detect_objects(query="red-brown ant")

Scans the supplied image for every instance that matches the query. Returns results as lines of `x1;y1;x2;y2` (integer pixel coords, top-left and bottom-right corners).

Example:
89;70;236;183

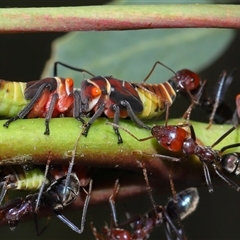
91;177;199;240
107;122;240;192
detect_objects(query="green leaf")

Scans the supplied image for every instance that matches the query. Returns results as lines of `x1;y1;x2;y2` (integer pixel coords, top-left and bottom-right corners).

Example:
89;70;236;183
42;29;235;85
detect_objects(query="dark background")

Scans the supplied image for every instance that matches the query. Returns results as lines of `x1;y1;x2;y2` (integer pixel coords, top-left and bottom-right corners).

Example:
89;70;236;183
1;1;240;240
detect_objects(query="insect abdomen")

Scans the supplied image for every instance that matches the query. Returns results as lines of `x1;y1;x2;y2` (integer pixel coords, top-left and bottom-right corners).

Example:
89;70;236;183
0;80;29;117
5;166;49;191
136;82;176;119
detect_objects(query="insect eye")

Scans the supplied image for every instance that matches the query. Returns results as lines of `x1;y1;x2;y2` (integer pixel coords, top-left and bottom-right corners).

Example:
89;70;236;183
66;78;74;88
91;86;101;97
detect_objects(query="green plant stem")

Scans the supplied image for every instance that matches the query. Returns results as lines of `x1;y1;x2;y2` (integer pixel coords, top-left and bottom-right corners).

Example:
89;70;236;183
0;5;240;32
0;118;239;182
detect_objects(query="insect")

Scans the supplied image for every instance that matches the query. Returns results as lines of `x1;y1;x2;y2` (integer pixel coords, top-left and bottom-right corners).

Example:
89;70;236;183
0;162;91;205
0;164;49;206
183;70;235;127
0;162;93;235
1;76;78;135
54;61;202;143
91;179;199;240
107;122;240;192
231;94;240;125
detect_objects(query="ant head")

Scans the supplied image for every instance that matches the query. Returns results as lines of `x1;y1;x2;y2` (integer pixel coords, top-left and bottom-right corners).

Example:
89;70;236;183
151;125;188;152
172;69;201;93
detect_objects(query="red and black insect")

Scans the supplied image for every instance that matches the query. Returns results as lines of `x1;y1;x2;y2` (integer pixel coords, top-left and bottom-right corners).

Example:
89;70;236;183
55;61;201;143
1;76;81;135
0;161;92;235
91;180;199;240
108;122;240;192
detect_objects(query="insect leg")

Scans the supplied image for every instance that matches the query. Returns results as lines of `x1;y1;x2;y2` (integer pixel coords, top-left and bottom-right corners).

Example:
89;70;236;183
44;93;58;135
212;163;240;191
3;83;51;128
109;179;120;226
113;105;123;144
120;100;151;130
202;162;213;192
182;79;206;122
162;207;184;240
73;90;85;124
0;176;10;205
34;159;51;213
54;179;92;234
82;103;105;137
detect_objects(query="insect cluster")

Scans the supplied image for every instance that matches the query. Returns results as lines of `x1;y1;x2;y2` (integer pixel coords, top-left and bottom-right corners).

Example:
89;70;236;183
0;61;239;239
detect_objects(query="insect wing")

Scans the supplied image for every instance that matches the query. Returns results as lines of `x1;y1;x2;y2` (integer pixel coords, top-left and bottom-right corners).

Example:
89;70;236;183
108;77;143;113
25;78;58;99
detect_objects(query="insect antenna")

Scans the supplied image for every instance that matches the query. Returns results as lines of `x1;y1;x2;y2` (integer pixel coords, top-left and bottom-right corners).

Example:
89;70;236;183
106;122;154;142
143;61;177;83
211;125;236;148
53;61;95;77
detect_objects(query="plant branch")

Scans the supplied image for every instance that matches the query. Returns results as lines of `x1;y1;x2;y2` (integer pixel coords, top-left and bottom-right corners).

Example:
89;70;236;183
0;118;239;183
0;5;240;32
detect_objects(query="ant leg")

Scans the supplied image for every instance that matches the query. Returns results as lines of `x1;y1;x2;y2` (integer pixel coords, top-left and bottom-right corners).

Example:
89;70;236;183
133;150;182;162
212;163;240;191
34;159;51;212
202;162;213;192
63;126;85;202
54;179;93;234
90;222;104;240
162;207;184;240
109;179;120;227
0;176;11;205
137;161;158;218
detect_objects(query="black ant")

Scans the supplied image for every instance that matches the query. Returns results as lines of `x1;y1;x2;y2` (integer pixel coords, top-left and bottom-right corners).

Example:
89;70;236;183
91;177;199;240
0;161;92;235
107;122;240;192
